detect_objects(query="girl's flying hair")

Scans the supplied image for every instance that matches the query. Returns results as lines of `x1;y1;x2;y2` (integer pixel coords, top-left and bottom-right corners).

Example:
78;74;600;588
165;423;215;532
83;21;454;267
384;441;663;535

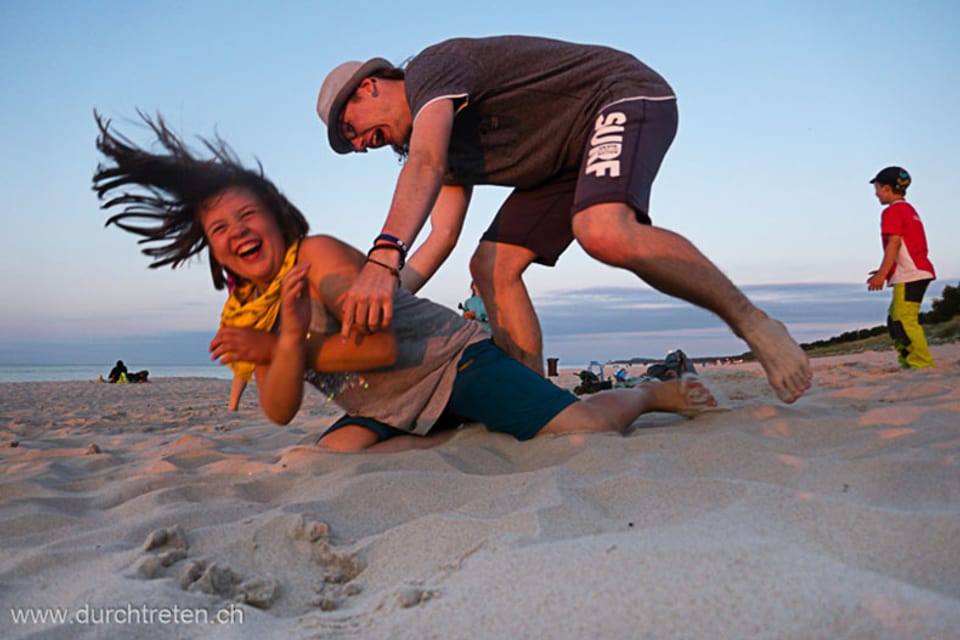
92;111;309;290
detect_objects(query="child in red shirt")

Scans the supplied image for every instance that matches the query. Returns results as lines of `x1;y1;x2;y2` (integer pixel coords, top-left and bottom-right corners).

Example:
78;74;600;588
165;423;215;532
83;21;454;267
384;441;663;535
867;166;935;368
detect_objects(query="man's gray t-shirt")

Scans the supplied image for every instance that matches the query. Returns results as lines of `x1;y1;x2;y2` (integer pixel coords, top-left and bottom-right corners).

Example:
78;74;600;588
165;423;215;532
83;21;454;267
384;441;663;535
404;35;675;189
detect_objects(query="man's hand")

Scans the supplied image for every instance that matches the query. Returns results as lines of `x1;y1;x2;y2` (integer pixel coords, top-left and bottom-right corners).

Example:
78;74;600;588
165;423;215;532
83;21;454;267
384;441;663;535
340;259;398;338
866;270;886;291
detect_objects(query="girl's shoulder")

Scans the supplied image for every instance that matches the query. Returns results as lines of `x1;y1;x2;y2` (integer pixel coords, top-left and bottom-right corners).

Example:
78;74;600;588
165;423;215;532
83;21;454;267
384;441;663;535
299;235;364;266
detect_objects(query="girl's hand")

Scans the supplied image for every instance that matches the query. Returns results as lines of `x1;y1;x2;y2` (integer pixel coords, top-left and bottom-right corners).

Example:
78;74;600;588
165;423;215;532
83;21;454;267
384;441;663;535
280;264;313;339
209;327;276;365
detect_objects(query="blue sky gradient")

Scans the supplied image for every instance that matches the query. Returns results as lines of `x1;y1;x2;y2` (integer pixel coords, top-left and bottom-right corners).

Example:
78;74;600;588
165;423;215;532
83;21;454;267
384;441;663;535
2;1;957;366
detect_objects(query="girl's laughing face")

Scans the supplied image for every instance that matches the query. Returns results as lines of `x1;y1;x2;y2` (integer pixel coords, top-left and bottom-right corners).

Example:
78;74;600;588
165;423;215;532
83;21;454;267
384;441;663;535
200;187;287;290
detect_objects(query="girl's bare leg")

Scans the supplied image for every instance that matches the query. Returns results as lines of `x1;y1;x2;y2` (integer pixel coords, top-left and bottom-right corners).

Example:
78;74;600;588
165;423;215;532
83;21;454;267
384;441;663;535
317;424;457;453
539;378;718;436
317;379;719;451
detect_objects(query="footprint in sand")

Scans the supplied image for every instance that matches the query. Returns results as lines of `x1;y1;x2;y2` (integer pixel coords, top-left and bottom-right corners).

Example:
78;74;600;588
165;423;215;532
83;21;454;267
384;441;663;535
286;514;365;611
133;525;189;579
181;561;280;610
133;523;281;609
132;515;366;614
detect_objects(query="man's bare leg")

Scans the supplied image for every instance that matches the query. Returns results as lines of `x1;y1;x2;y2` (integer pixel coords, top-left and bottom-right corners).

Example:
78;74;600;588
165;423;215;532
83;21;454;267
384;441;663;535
572;203;812;403
470;241;544;375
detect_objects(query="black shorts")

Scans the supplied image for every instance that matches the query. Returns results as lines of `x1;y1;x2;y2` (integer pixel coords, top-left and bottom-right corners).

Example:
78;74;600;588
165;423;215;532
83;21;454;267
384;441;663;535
480;98;678;266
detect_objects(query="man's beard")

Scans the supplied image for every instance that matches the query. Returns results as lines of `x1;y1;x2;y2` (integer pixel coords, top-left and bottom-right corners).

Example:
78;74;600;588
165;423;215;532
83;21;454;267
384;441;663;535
392;142;409;160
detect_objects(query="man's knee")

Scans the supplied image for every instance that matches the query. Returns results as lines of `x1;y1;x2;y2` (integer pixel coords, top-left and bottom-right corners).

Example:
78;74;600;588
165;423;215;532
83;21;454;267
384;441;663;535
572;204;638;264
470;242;536;286
469;243;495;286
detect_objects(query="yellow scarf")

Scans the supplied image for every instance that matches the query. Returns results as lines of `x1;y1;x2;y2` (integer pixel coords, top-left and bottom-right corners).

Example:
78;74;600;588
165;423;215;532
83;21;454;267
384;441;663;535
219;240;300;382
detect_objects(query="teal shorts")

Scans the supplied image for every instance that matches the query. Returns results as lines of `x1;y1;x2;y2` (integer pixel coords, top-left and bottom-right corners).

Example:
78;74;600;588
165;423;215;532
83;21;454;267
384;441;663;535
322;340;579;443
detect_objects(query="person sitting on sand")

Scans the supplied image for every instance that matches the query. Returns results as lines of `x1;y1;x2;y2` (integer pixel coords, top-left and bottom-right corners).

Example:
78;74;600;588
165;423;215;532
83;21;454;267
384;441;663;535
100;360;149;384
92;112;718;452
107;360;128;383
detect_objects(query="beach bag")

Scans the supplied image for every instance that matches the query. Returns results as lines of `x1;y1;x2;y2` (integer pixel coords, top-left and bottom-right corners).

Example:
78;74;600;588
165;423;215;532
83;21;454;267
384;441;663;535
645;349;696;381
573;370;613;395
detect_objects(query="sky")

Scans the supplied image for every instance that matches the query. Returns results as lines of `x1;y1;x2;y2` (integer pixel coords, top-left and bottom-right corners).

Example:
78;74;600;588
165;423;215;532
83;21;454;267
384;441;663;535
1;0;958;367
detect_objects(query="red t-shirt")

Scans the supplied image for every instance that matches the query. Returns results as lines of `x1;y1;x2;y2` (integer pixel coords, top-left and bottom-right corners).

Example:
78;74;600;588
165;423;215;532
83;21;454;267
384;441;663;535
880;200;935;284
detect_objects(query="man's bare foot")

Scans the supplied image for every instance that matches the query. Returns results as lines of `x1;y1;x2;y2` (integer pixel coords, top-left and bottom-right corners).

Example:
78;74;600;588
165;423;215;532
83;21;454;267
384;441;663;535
640;377;720;417
742;315;812;403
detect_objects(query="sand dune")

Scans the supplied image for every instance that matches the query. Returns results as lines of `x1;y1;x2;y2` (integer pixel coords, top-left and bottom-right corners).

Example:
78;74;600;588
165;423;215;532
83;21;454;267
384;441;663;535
2;344;959;639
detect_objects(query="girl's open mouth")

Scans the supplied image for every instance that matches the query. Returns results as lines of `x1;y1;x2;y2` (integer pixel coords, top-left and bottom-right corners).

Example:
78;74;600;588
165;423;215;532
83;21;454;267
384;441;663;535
236;240;262;260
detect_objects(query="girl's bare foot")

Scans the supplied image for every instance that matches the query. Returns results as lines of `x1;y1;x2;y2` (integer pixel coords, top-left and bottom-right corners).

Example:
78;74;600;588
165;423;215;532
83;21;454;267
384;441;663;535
640;377;720;417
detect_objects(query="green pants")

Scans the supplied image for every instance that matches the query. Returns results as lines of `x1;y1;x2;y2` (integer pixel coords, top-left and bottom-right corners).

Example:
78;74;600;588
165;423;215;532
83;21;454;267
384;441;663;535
887;280;934;369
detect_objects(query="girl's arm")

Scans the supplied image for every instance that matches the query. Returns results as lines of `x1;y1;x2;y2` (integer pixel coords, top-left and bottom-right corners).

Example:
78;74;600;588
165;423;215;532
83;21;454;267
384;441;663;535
301;235;398;371
253;236;399;424
254;264;312;424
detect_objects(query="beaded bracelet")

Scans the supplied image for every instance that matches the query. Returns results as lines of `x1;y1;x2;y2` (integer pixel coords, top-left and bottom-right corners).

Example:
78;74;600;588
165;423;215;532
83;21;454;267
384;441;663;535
367;243;405;270
365;256;402;281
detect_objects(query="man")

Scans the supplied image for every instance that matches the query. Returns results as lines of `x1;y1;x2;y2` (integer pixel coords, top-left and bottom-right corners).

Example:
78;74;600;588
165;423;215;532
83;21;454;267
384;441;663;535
316;35;811;402
867;166;936;368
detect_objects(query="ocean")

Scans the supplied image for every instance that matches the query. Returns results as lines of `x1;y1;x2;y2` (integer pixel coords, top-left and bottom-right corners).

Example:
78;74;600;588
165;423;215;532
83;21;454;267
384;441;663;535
3;281;954;382
0;364;234;384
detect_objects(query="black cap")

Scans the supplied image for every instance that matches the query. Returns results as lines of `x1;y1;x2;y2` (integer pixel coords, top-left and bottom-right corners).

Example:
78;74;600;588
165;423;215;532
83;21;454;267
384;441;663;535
870;166;911;193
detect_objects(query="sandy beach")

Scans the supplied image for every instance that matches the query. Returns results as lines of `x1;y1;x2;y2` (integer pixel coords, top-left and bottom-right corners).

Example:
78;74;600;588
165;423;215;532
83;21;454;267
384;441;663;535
2;344;959;639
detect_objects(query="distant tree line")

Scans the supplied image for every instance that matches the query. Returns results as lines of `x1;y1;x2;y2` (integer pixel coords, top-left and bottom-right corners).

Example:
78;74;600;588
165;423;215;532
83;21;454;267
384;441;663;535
801;281;959;350
801;325;887;350
920;281;960;323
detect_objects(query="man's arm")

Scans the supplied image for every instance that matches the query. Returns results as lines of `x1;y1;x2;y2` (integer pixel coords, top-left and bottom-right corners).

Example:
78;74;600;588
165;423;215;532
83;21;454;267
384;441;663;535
340;99;456;337
401;184;472;293
868;234;902;290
